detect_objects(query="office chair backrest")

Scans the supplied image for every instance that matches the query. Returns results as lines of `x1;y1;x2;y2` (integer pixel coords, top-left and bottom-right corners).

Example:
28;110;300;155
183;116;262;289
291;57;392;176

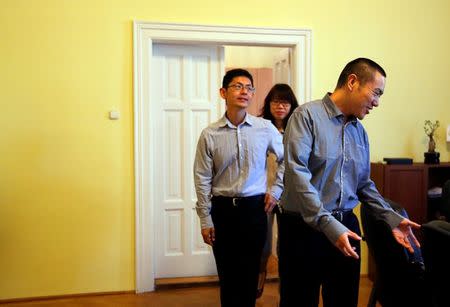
440;179;450;221
361;199;427;307
422;220;450;307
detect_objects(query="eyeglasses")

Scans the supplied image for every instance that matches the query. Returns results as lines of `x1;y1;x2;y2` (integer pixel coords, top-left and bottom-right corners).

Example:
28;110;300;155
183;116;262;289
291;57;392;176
370;88;383;98
270;100;291;107
227;83;256;94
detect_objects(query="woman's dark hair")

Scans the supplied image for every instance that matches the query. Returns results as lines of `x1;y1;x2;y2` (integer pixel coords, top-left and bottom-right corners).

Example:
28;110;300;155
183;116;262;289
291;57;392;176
262;83;299;130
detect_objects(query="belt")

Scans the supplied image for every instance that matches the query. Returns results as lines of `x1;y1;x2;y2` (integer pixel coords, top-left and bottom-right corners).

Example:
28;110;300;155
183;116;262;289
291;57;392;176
331;209;353;222
212;194;264;207
281;208;352;222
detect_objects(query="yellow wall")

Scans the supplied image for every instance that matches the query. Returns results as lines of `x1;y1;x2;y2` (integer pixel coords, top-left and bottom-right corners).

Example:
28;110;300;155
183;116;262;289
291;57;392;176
1;0;450;300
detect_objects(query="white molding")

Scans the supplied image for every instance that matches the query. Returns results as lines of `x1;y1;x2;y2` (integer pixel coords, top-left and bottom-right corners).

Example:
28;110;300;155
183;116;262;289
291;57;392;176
133;21;312;293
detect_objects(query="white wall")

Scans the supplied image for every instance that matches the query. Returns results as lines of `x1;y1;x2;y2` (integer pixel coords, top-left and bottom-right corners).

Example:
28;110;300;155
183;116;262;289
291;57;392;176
225;46;284;68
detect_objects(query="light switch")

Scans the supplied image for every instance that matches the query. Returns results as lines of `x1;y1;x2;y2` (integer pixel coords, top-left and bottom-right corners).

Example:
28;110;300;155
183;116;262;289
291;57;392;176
447;124;450;142
109;110;120;120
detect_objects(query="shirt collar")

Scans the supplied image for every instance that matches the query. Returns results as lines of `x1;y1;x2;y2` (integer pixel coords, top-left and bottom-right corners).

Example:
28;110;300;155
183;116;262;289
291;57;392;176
322;93;358;126
218;112;253;128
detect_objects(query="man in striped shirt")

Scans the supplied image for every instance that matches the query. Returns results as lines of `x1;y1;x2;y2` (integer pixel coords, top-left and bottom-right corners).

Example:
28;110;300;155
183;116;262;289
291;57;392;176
194;69;284;307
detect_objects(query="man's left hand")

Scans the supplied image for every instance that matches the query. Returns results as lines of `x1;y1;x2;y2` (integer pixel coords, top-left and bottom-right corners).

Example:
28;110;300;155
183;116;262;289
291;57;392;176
392;218;421;253
264;193;277;213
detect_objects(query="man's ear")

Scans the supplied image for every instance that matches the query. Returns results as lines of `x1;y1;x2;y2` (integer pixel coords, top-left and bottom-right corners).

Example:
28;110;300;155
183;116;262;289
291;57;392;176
219;87;227;99
347;74;358;92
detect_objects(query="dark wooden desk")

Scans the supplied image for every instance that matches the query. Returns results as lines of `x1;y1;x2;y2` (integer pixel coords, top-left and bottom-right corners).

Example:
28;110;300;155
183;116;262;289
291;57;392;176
368;162;450;280
371;162;450;224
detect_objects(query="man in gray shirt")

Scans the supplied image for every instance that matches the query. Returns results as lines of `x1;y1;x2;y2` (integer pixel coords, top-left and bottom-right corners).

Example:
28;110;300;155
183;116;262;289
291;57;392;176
194;69;283;306
278;58;420;307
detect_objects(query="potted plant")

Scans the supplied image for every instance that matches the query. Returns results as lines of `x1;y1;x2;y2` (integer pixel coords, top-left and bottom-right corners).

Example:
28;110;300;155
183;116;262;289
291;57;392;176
424;120;440;164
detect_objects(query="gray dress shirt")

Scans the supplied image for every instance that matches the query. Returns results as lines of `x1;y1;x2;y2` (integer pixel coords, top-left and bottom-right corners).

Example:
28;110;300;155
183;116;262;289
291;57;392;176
280;94;403;244
194;113;284;229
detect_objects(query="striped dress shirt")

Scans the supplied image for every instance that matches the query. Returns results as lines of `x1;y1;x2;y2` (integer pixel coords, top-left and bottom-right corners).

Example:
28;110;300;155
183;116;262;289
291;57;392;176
194;113;284;229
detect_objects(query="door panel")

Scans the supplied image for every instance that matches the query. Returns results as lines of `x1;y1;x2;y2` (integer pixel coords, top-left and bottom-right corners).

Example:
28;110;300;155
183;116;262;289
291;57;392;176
273;48;291;84
152;44;223;278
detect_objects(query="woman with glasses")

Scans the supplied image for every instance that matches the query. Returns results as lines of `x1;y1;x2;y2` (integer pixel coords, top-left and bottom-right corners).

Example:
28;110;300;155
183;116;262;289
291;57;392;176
257;83;299;298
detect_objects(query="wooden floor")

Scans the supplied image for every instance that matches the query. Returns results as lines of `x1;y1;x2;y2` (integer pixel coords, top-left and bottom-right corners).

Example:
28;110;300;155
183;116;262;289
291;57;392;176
2;257;380;306
1;277;378;307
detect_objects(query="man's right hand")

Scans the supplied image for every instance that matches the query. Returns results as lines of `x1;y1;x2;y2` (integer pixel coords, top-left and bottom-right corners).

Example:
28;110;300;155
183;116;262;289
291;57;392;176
201;227;215;246
335;231;362;259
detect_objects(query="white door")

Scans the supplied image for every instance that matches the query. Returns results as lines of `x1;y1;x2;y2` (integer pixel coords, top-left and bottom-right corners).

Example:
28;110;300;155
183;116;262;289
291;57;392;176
152;44;224;278
273;48;291;85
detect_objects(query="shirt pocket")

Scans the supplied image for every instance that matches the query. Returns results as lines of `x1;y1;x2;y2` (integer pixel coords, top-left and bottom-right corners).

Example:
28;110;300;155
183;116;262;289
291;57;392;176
348;141;366;169
248;136;268;169
312;136;340;165
213;141;237;168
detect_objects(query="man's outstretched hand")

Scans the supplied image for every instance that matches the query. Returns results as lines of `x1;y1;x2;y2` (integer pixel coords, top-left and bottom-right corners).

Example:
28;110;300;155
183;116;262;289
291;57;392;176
335;231;362;259
392;218;421;253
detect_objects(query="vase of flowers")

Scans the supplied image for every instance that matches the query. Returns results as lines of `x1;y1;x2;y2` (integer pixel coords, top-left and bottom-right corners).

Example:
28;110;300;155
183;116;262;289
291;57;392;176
424;120;440;164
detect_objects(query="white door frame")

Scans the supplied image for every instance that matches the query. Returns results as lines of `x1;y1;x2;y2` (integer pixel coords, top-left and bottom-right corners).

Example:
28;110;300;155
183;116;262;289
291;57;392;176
133;21;312;293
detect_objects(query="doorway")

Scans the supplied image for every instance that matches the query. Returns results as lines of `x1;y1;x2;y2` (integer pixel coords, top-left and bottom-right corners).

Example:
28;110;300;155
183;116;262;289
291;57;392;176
225;45;292;116
134;22;312;292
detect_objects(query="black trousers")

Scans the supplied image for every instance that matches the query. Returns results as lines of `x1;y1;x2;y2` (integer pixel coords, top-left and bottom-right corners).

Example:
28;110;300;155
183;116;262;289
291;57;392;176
211;195;267;307
278;211;361;307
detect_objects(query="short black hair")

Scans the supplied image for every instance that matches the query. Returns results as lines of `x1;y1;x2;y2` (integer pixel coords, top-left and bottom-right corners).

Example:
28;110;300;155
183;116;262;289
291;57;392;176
336;58;386;89
262;83;299;130
222;69;253;88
